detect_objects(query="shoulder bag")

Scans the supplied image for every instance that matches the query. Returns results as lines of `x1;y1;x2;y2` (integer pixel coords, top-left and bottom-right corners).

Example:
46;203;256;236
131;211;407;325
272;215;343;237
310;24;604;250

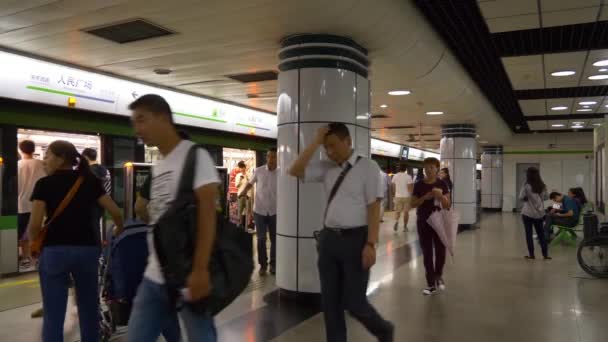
153;145;253;315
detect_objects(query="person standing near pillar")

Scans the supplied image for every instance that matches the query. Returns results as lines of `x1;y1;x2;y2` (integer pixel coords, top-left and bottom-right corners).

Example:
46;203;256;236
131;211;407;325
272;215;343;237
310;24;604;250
391;164;414;232
411;157;451;296
289;124;394;342
239;148;278;276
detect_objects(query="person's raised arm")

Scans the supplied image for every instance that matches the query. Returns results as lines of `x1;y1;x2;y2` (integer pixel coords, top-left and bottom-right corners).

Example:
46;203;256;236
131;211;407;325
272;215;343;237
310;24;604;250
288;127;329;179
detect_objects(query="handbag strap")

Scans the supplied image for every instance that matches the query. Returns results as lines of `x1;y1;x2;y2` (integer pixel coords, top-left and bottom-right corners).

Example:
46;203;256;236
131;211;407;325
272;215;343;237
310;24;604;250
46;176;84;227
324;156;362;222
177;144;200;198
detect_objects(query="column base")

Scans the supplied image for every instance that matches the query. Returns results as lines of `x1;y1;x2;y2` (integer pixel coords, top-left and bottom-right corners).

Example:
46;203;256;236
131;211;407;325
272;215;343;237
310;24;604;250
277;288;322;304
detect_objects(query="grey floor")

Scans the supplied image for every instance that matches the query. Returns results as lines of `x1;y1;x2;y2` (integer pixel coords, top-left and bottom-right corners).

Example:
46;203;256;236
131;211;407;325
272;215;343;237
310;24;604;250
1;211;606;341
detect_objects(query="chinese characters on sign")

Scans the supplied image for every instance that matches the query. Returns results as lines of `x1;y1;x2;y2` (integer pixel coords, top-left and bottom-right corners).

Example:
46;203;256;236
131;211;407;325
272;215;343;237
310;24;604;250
57;75;93;90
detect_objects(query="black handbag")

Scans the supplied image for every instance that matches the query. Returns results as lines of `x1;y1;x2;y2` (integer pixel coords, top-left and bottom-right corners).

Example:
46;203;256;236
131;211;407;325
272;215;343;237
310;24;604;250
153;145;253;315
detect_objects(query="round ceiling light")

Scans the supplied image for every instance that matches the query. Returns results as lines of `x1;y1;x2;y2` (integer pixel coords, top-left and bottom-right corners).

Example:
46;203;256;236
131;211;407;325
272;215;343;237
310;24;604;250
388;90;411;96
380;104;388;108
588;75;608;80
153;68;173;75
426;111;444;115
577;109;593;112
593;59;608;67
551;106;568;111
579;101;597;105
551;124;565;127
550;70;576;77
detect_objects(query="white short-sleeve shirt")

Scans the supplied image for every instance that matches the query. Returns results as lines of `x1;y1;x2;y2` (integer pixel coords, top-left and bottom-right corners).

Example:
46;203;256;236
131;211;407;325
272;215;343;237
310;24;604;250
305;151;382;228
249;165;278;216
145;140;220;284
392;172;413;198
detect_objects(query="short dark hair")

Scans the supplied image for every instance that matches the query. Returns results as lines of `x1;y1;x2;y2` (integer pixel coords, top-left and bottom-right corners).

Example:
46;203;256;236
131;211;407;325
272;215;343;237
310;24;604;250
326;123;351;140
237;161;246;168
549;192;562;200
18;140;35;154
81;148;98;161
399;163;407;172
423;157;440;168
267;147;277;154
177;130;191;140
129;94;173;123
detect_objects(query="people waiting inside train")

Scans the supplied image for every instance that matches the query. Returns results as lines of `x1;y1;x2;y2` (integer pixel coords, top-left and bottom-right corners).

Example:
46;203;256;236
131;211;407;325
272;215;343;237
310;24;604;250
28;140;123;342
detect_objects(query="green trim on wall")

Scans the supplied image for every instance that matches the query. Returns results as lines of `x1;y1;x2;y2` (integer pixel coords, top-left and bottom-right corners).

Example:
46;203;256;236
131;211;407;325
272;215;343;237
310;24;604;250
0;216;17;231
0;99;275;150
504;150;593;155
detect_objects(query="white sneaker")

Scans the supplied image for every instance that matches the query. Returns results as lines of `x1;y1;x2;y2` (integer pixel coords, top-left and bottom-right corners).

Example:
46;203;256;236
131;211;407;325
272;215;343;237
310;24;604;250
422;287;437;296
437;279;446;291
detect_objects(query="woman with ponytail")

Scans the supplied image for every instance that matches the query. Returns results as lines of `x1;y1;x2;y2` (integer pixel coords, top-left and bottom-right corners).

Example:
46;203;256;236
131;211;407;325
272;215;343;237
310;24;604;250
28;140;123;342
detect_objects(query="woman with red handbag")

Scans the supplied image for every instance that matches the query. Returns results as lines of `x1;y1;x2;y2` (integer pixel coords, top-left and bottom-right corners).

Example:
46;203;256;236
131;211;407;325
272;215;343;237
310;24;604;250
28;140;123;342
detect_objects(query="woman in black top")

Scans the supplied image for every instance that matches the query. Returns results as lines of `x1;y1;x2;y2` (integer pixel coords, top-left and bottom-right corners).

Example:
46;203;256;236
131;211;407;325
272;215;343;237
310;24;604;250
28;140;123;342
438;168;453;194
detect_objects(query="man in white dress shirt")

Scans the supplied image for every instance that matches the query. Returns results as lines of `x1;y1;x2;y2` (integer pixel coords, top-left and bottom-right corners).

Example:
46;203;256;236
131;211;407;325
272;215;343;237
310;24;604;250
239;148;278;276
289;123;394;342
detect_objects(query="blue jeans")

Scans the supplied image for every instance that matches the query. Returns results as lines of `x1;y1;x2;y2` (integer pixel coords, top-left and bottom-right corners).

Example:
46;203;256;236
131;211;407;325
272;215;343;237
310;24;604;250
522;215;548;258
127;278;217;342
39;245;100;342
254;213;276;268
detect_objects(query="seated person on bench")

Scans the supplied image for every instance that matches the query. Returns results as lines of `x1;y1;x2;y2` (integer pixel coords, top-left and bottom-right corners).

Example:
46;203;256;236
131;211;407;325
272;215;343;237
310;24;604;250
545;192;580;237
568;187;588;211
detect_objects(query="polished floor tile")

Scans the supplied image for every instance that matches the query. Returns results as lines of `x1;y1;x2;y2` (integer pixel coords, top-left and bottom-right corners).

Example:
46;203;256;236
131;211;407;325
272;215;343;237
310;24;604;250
0;212;606;342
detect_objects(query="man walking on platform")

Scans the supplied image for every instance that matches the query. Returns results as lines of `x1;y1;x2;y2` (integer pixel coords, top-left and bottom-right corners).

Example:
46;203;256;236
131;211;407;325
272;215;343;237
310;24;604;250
289;123;394;342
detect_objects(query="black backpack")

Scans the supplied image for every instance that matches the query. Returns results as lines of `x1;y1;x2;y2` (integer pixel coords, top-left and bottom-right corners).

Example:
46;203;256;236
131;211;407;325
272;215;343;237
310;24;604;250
153;145;253;315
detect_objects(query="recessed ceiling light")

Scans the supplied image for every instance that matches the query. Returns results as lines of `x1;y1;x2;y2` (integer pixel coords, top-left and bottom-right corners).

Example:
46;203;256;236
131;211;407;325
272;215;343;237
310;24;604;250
583;106;590;108
551;70;576;77
380;104;388;108
153;68;172;75
588;75;608;80
388;90;411;96
479;140;488;144
593;123;602;126
593;59;608;67
551;106;568;111
600;69;608;72
572;125;584;129
426;111;444;115
577;109;593;112
579;101;597;105
551;124;565;127
572;121;585;124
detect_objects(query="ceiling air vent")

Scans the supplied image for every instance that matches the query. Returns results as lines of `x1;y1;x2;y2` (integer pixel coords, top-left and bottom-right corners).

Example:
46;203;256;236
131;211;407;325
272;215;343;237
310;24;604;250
371;114;389;119
226;71;278;83
83;19;175;44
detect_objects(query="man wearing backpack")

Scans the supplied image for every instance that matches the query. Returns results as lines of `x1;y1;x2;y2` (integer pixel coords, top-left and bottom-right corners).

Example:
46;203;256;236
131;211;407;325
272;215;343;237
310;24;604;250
127;94;219;342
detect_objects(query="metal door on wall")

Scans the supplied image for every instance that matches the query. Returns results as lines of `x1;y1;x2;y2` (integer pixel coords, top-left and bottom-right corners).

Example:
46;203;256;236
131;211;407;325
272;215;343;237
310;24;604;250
516;163;540;211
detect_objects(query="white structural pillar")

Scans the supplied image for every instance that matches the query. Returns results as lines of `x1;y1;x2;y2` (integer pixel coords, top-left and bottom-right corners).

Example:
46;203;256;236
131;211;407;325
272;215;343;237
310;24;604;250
440;124;478;227
276;34;371;293
481;145;503;210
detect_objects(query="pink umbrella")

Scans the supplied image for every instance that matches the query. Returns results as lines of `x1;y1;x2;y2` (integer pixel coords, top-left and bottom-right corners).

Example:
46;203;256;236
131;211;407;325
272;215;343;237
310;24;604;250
426;201;460;257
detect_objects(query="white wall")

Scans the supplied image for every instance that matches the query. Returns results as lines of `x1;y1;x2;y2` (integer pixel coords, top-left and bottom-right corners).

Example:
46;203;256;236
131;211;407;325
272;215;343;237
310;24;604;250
501;133;594;212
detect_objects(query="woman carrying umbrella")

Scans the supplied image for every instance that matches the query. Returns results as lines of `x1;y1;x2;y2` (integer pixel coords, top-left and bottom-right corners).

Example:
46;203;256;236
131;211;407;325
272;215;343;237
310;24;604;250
411;157;451;296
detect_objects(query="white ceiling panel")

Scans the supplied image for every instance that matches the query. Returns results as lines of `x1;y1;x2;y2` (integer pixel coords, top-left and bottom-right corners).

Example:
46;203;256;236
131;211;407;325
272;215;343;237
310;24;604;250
580;49;608;87
541;0;600;12
544;51;587;88
546;98;575;114
519;99;547;116
527;120;548;130
485;14;540;33
542;7;600;28
573;96;605;113
548;119;568;129
568;119;588;128
590;118;606;127
502;55;544;89
479;0;538;19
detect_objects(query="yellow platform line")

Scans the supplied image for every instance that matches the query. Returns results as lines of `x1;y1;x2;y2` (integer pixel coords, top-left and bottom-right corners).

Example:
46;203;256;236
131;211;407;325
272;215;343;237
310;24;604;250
0;279;39;289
